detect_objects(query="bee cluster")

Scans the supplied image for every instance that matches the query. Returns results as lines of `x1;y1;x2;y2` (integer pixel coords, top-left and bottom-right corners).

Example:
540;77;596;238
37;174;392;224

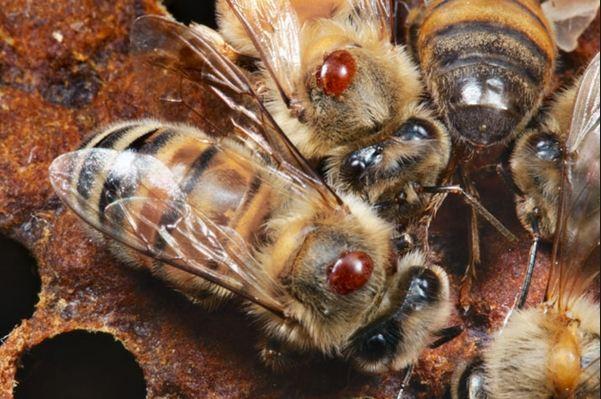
49;0;600;397
0;0;599;398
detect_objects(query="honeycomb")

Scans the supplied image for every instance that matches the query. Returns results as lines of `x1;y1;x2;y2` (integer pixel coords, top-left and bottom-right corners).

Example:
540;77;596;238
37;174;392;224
0;1;599;398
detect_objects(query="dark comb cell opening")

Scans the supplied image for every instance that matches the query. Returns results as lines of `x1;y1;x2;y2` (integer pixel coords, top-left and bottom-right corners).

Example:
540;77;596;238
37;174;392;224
164;0;217;27
14;331;147;399
0;236;41;339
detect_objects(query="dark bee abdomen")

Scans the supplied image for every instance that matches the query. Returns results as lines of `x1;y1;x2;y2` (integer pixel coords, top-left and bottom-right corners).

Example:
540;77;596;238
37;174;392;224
73;121;274;280
414;0;556;147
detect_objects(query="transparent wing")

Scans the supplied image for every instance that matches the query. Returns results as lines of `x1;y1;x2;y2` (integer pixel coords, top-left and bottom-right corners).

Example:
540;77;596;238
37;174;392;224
130;15;342;209
541;0;600;52
548;53;601;311
566;53;601;151
49;148;291;317
223;0;301;108
350;0;394;41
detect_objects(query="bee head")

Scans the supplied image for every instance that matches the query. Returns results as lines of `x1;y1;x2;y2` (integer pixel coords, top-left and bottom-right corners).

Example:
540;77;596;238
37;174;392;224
511;127;563;240
345;252;451;374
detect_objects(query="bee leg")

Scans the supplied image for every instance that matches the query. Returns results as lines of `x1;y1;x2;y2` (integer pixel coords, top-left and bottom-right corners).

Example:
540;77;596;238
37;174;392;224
429;325;464;349
396;364;415;399
419;180;517;310
419;185;517;243
460;201;481;312
515;210;541;309
258;338;306;372
462;166;481;312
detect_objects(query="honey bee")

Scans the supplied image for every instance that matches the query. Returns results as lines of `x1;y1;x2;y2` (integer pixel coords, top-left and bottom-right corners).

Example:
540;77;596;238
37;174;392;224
215;0;455;227
405;0;556;303
510;84;579;242
452;53;600;399
48;15;454;374
503;65;584;308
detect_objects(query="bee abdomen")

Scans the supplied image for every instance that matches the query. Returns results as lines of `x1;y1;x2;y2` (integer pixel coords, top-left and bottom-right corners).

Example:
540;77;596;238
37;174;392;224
419;0;555;72
416;0;556;146
71;121;274;276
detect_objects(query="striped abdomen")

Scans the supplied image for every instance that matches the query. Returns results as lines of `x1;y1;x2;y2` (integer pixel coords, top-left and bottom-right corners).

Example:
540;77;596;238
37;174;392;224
413;0;557;147
73;121;276;300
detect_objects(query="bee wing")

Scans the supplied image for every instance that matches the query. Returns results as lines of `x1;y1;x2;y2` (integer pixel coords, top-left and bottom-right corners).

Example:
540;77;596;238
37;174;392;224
566;53;601;151
222;0;301;108
131;15;343;210
541;0;600;52
548;53;600;310
49;148;289;317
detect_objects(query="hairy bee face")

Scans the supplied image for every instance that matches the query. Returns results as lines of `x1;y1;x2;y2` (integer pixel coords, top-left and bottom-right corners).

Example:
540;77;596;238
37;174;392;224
268;210;451;369
326;114;451;224
511;129;563;239
345;253;451;373
511;82;579;241
339;118;441;192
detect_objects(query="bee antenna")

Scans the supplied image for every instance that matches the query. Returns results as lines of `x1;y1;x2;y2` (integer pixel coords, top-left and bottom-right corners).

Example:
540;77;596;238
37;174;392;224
396;364;414;399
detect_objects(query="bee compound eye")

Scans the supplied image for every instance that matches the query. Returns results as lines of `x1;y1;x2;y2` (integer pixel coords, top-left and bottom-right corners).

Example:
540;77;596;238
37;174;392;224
394;119;433;141
316;50;357;97
327;251;374;295
342;145;383;184
533;134;561;162
353;319;400;362
365;333;388;357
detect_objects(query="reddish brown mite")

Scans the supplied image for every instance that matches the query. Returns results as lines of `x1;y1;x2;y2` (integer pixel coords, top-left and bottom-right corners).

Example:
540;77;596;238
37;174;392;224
316;50;357;97
327;251;374;295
